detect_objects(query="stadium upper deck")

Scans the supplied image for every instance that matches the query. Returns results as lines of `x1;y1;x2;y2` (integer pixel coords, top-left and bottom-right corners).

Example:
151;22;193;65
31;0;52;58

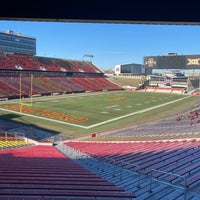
0;53;103;73
0;53;123;99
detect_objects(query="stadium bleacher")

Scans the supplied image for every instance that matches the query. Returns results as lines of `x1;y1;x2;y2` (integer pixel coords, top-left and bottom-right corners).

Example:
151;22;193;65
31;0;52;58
145;86;185;94
0;145;136;200
63;139;200;199
0;53;123;99
2;127;199;199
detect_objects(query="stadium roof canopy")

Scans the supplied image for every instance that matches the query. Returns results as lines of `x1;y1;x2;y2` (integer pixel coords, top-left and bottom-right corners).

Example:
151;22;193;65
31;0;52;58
1;1;200;25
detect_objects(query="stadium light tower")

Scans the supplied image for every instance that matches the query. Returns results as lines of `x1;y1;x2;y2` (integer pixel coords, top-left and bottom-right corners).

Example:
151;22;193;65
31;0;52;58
82;54;94;62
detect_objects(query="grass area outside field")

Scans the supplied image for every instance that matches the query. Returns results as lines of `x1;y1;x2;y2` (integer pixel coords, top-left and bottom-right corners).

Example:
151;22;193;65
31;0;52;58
109;76;141;87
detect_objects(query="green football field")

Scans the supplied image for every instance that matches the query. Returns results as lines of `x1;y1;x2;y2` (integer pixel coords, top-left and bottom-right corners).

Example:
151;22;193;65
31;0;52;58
0;91;197;137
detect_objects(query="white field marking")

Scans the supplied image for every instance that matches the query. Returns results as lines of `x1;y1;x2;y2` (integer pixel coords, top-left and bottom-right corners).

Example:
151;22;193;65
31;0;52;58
86;96;191;129
101;111;109;114
0;95;191;129
0;107;87;129
114;108;122;111
106;105;119;109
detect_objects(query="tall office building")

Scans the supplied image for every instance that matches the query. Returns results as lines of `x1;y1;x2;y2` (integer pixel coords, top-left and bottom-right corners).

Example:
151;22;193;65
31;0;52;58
0;30;36;55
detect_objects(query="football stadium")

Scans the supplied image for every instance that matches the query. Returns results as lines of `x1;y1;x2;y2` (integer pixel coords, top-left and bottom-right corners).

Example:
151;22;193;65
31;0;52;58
0;29;200;200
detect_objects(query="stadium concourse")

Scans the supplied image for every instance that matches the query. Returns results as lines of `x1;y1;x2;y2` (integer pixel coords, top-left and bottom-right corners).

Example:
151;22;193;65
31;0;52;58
0;53;200;199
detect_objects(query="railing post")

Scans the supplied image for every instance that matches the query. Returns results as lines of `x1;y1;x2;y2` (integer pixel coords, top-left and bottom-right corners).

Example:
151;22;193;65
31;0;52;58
137;171;141;188
149;171;153;193
120;165;123;181
119;161;125;180
101;160;104;172
110;159;117;177
184;177;187;200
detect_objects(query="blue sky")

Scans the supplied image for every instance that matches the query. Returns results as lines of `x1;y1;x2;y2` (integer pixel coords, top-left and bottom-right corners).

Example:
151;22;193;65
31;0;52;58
1;20;200;70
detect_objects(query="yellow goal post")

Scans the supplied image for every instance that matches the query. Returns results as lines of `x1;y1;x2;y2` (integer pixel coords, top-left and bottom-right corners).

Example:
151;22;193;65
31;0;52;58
19;74;33;113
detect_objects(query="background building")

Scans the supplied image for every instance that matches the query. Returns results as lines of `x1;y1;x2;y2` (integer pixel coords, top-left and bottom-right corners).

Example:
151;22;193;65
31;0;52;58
0;30;36;55
115;63;152;75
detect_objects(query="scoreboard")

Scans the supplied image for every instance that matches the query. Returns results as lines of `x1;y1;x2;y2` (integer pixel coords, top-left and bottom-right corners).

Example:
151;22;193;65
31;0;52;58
144;54;200;69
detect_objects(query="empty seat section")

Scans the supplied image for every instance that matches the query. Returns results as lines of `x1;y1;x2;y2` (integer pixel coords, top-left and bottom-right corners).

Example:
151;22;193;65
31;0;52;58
0;145;135;199
65;140;200;188
0;54;123;99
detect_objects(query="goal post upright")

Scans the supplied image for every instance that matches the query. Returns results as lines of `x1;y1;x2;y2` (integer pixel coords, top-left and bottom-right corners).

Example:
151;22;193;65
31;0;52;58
30;74;33;106
19;74;33;114
19;73;22;105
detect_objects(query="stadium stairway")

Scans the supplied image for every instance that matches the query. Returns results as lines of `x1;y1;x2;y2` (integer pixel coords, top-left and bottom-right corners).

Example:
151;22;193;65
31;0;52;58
56;141;200;200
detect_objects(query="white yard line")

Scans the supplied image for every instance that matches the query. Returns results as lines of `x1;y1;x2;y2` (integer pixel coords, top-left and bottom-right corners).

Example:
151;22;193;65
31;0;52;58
0;95;191;129
0;107;86;129
86;96;191;129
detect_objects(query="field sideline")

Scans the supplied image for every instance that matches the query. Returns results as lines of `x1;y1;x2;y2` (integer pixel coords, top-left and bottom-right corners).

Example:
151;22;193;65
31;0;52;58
0;91;198;137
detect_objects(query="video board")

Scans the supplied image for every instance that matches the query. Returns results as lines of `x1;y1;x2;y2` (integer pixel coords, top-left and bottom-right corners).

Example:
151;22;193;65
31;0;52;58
144;54;200;69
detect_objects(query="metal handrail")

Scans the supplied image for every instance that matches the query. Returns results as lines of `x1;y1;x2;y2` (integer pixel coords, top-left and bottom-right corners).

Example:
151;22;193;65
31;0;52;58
150;169;187;200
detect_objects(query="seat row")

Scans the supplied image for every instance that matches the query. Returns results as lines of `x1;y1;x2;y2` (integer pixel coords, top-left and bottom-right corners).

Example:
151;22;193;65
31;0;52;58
0;145;135;199
0;54;102;73
0;75;123;99
65;139;200;190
